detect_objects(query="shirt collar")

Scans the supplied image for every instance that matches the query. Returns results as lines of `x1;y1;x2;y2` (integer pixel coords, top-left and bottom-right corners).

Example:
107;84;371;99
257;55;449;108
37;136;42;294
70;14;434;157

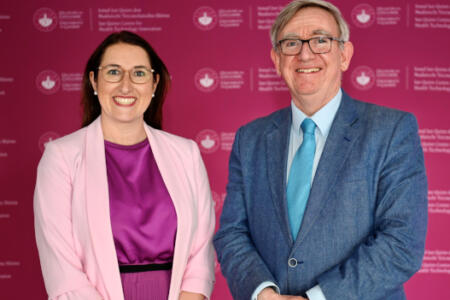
291;88;342;138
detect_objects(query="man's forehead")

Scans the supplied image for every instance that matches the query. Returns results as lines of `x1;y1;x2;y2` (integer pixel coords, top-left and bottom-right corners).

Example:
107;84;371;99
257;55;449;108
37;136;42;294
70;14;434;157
279;8;339;38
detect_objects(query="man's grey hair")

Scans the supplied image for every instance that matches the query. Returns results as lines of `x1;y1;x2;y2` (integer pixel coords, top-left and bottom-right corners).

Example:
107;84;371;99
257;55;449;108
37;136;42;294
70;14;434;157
270;0;350;49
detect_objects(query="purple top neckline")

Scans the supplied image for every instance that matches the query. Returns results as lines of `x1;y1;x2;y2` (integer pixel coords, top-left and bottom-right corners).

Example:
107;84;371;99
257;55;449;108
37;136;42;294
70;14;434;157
105;139;177;265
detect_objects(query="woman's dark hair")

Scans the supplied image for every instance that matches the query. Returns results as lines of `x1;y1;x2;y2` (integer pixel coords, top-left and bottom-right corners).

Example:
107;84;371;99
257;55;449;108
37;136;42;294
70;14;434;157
81;31;170;129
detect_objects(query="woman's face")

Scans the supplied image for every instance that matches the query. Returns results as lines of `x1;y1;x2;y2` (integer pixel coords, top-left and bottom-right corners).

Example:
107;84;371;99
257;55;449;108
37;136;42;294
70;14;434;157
89;43;159;127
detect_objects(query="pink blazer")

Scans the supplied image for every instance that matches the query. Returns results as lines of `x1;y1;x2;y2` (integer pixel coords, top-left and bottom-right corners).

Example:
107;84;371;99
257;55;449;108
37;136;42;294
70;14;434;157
34;117;215;300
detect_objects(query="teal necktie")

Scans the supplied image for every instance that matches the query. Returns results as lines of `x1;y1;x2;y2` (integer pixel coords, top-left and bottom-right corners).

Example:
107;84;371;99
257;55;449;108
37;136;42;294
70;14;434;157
287;118;316;241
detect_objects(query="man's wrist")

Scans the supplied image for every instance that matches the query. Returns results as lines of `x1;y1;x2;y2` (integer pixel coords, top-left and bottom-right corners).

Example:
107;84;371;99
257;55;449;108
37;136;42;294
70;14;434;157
252;282;280;300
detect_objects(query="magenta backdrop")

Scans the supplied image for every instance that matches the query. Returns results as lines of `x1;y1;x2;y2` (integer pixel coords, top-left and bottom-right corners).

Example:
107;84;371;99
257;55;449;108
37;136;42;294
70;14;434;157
1;0;449;299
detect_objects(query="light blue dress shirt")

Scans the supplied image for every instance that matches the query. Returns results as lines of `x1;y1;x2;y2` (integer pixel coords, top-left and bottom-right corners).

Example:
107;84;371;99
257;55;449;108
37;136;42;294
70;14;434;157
251;89;342;300
287;89;342;182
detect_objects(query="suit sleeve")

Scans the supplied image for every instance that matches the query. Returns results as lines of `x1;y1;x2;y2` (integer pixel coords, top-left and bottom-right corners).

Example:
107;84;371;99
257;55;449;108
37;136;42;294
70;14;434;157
34;142;103;300
180;141;216;298
317;113;428;299
214;128;279;300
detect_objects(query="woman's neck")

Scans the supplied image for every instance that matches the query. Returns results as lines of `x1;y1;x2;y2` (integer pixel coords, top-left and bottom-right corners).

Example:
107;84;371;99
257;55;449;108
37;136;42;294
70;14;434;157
101;118;147;145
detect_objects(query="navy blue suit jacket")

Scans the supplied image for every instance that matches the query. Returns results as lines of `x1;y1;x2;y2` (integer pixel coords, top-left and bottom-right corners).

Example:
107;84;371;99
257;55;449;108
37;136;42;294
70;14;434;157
214;91;428;300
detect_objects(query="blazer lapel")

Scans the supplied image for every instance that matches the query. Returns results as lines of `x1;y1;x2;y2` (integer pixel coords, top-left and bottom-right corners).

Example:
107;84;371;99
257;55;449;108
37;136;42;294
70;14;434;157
85;117;124;300
144;126;187;300
295;93;361;245
266;108;293;245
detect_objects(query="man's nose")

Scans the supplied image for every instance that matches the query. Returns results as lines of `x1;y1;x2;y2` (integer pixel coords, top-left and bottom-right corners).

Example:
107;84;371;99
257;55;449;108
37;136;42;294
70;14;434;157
297;42;315;60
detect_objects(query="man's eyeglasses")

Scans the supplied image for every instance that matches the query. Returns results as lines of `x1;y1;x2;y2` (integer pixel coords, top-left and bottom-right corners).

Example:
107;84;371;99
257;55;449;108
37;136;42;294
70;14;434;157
98;65;155;84
277;36;344;55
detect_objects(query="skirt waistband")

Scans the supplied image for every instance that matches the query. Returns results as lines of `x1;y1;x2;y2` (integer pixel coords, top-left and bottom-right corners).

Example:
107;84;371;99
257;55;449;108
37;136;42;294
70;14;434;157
119;262;173;273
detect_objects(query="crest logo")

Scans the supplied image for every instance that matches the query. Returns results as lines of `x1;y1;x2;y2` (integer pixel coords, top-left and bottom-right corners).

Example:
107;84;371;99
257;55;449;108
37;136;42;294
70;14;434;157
193;7;217;31
38;132;60;152
194;68;219;92
351;66;375;91
196;129;220;154
33;8;58;32
36;70;61;95
351;4;375;28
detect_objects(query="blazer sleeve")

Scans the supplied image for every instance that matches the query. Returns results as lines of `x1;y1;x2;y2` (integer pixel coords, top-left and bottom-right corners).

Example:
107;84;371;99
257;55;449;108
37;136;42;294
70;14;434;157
34;142;103;300
213;128;279;300
180;141;216;298
317;113;428;299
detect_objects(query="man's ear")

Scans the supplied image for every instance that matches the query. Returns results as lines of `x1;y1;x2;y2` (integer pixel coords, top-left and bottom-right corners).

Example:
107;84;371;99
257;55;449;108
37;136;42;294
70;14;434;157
270;48;282;76
340;41;354;72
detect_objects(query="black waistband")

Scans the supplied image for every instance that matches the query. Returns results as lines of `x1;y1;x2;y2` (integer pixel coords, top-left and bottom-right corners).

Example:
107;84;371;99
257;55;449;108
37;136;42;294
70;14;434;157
119;262;173;273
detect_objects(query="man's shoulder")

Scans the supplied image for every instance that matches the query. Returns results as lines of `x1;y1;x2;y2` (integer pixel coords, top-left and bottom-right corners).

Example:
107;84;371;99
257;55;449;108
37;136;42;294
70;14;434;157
239;107;290;134
347;95;414;124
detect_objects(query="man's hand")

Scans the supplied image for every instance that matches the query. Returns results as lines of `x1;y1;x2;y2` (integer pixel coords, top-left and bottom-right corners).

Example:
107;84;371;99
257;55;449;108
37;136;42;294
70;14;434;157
258;287;307;300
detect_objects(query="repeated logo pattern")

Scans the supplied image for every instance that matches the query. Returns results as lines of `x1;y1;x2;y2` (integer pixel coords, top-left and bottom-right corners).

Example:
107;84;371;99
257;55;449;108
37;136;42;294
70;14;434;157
194;68;219;92
351;66;376;91
193;7;218;31
36;70;61;95
33;8;58;32
351;4;376;28
196;129;220;154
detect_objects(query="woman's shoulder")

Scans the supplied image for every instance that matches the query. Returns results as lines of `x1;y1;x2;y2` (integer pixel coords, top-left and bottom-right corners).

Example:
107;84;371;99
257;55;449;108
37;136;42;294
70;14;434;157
47;127;87;150
41;127;88;165
146;125;198;151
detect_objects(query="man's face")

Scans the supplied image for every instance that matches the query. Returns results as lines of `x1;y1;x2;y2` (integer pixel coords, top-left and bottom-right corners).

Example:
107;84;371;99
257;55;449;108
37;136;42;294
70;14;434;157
271;7;353;113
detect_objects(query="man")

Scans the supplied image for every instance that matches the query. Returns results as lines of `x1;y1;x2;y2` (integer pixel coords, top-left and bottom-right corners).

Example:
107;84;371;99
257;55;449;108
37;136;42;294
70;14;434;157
213;1;428;300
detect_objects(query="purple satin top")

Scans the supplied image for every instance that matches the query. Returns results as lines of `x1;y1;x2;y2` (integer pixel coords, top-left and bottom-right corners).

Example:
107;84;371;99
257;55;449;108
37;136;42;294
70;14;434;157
105;139;177;266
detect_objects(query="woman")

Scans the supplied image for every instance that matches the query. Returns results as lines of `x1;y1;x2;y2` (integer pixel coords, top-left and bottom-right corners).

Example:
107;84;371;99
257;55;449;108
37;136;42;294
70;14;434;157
34;31;215;300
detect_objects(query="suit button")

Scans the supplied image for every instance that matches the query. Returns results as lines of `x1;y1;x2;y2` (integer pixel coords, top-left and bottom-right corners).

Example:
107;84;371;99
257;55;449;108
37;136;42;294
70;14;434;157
288;258;298;268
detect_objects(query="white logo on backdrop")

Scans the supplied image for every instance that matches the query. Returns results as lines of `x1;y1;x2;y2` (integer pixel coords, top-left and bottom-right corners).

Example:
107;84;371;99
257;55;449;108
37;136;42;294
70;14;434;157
357;10;371;24
33;8;58;32
36;70;61;95
200;74;214;88
196;129;220;154
351;4;375;28
194;68;219;92
193;7;217;30
199;12;213;26
351;66;376;91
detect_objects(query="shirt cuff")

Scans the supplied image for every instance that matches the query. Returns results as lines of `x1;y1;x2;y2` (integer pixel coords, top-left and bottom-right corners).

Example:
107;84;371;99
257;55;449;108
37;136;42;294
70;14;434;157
251;281;280;300
305;285;326;300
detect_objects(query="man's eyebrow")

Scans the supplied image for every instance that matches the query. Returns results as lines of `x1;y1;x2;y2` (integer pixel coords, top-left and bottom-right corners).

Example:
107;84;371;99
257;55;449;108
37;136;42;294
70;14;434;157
280;29;332;40
280;33;301;40
312;29;331;36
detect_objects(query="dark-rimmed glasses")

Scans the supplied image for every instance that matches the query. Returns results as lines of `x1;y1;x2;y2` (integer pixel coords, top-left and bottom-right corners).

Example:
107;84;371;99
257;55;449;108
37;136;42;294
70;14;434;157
277;36;344;55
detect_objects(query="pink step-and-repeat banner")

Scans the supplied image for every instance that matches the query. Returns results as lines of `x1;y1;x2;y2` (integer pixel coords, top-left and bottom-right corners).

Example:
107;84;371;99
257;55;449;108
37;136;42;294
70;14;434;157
1;0;449;299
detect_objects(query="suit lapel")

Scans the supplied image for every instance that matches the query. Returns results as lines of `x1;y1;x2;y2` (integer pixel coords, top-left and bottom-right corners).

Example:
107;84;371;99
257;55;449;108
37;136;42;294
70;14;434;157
85;117;124;300
266;108;293;245
295;93;361;245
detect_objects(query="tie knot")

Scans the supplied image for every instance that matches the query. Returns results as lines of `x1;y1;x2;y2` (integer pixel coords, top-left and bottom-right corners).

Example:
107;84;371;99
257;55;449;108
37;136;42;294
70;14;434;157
301;118;316;135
